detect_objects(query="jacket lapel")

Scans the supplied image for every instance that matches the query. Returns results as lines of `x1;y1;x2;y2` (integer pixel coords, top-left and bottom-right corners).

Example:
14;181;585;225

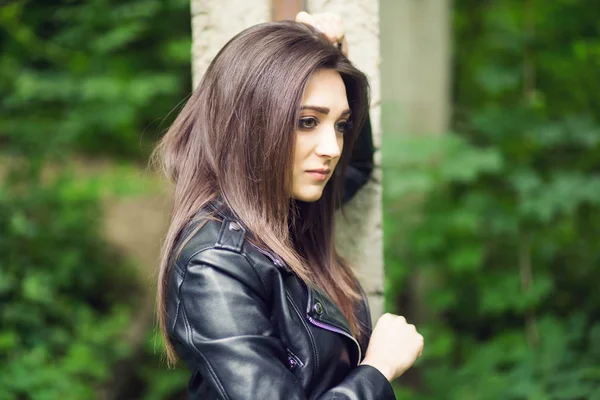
305;285;362;366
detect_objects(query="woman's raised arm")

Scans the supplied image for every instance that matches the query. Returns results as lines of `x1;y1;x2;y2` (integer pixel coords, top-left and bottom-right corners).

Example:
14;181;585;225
343;113;374;204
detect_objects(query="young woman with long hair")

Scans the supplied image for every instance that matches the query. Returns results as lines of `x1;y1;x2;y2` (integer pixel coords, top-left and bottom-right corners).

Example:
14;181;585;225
153;14;423;400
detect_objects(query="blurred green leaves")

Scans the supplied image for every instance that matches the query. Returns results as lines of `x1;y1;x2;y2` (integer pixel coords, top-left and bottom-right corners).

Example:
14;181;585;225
0;0;191;159
0;174;140;399
384;0;600;398
0;0;190;398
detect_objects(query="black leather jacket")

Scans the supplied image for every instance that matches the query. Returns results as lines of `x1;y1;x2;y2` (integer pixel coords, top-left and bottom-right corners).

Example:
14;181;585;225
165;116;396;399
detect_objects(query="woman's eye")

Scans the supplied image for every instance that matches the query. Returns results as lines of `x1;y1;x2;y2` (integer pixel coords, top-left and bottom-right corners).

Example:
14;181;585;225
299;117;318;130
335;120;351;134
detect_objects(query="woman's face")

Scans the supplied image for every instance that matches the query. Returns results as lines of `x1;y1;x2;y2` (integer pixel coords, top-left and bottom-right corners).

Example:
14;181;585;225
292;69;350;202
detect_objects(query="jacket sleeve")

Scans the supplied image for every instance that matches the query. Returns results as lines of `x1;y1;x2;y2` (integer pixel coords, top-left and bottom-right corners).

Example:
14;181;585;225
343;112;375;205
167;247;395;400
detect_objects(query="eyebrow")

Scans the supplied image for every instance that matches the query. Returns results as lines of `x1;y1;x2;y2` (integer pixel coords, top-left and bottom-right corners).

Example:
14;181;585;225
301;105;351;116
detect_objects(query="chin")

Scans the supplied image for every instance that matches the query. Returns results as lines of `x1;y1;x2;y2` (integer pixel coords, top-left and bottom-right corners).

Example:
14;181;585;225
293;189;324;202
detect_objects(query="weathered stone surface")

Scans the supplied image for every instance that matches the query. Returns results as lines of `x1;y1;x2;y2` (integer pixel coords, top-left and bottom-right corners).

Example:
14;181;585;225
307;0;384;321
191;0;270;88
380;0;451;136
380;0;451;329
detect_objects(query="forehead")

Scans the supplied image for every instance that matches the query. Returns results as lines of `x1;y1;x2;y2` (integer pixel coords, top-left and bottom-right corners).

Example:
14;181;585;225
301;69;349;109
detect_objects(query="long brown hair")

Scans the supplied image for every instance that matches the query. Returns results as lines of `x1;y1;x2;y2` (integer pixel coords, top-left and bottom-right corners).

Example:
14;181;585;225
152;20;370;364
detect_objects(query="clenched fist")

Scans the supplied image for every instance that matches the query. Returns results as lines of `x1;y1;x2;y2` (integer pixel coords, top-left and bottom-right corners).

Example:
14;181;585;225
360;313;424;381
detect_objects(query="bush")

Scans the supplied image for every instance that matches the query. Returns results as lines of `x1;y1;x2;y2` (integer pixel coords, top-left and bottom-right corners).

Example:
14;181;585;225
384;1;600;398
0;168;140;398
0;0;192;397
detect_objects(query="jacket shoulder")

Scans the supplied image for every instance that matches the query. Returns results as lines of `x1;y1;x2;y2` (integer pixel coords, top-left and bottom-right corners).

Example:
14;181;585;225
172;215;251;270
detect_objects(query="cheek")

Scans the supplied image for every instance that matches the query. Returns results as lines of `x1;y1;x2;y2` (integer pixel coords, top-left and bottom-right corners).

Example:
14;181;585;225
293;134;313;162
292;135;306;172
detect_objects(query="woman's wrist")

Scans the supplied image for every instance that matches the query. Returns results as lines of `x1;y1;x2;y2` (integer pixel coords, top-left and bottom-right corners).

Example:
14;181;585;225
359;359;394;382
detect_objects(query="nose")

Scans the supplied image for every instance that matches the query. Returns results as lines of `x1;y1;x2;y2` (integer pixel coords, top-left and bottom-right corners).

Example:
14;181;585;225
315;125;342;159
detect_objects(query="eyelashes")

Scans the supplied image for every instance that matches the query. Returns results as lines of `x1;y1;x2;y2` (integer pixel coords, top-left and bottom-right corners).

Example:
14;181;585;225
299;116;318;130
298;116;353;135
340;119;354;133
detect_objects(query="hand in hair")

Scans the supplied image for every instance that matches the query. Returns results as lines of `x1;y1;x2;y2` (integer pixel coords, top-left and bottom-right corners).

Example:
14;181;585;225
295;11;348;56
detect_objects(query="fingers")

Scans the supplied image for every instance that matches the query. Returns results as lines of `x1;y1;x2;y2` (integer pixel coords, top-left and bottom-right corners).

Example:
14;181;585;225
378;313;424;357
295;11;347;55
295;12;328;40
313;13;344;37
295;11;319;29
380;313;407;324
416;333;424;358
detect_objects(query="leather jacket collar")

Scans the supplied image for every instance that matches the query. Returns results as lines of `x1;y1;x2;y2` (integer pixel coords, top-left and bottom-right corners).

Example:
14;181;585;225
205;196;364;364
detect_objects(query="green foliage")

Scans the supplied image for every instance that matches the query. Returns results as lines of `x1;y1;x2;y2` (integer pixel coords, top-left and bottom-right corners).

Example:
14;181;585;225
384;0;600;398
4;0;599;398
0;0;191;397
0;0;191;160
0;172;139;399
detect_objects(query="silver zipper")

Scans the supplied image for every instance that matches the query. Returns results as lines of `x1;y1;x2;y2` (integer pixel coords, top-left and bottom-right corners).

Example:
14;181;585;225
252;243;362;366
306;315;362;367
251;244;285;267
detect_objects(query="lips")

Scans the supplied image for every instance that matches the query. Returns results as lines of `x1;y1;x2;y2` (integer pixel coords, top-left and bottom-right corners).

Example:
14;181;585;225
306;169;331;181
306;169;331;174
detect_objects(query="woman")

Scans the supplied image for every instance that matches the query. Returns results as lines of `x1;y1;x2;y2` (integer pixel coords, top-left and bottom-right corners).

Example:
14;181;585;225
154;17;423;400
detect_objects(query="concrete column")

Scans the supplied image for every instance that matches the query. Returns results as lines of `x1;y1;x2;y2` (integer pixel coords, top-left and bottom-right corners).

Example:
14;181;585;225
380;0;451;328
381;0;451;136
191;0;270;88
306;0;384;321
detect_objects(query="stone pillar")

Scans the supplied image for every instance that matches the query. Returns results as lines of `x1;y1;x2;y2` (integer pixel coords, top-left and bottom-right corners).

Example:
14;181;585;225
306;0;384;321
380;0;451;326
381;0;451;137
191;0;270;88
